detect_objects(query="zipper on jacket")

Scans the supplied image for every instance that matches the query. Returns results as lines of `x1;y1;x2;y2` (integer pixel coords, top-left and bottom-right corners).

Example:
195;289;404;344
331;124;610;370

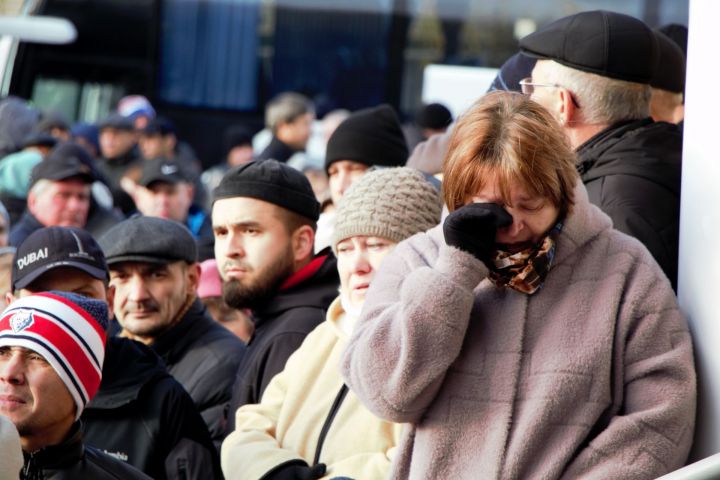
313;384;349;466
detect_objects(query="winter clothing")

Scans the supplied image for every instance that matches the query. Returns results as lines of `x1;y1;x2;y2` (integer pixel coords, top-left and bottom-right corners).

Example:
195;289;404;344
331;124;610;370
341;182;696;479
519;10;658;84
652;30;686;93
577;117;682;289
0;415;22;480
100;216;198;265
0;96;39;159
214;159;320;221
0;150;42;198
20;422;151;479
442;203;512;263
415;103;452;130
324;105;408;173
30;143;96;186
405;126;451;176
83;337;222;480
257;136;298;164
222;297;403;480
0;292;107;418
186;204;215;262
96;146;143;215
150;299;245;445
488;53;537;93
225;250;339;433
331;167;442;252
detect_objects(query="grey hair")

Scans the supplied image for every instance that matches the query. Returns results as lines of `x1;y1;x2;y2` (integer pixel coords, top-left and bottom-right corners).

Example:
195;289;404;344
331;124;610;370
545;61;651;125
28;179;53;199
265;93;314;132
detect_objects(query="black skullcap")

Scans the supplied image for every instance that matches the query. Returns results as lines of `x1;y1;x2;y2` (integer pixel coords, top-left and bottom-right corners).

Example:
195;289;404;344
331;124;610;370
519;10;659;84
651;30;686;93
324;104;408;173
658;24;688;56
488;53;537;93
415;103;453;130
213;159;320;221
99;216;198;265
223;125;254;156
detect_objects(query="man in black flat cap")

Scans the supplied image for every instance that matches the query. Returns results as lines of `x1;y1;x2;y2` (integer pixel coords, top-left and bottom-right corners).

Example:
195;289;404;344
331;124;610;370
99;216;245;446
212;159;338;434
649;29;686;124
9;143;96;247
519;9;682;290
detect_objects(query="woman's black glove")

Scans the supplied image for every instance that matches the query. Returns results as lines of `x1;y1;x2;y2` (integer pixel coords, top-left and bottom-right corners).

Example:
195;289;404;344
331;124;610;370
262;462;327;480
443;203;513;262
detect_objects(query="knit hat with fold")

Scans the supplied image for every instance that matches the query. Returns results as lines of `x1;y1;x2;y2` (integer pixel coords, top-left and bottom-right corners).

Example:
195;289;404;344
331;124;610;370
324;105;408;173
332;167;442;252
0;291;108;419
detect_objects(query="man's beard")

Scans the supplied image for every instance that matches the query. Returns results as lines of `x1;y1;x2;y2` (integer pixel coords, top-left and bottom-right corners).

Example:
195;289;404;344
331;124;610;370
222;249;295;310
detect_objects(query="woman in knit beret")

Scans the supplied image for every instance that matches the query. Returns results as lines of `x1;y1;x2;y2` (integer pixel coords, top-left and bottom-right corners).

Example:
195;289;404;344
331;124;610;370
221;167;442;480
340;91;696;479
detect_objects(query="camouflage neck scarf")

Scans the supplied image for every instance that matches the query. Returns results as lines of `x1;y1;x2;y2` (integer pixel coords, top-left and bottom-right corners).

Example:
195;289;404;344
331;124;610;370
487;222;563;295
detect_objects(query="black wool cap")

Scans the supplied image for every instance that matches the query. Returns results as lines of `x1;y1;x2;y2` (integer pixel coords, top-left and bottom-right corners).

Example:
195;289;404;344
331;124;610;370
13;227;108;290
99;216;198;266
139;158;189;187
519;10;659;84
416;103;453;130
324;104;408;173
213;159;320;221
98;113;135;131
651;30;686;93
30;142;96;186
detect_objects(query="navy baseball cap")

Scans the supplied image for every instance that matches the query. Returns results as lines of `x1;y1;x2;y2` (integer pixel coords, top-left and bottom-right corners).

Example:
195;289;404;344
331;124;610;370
13;227;108;290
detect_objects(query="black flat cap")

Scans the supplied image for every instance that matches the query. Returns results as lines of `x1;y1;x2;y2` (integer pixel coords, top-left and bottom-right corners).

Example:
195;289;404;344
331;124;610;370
519;10;658;84
213;159;320;221
99;216;198;265
487;52;537;93
139;158;189;187
13;227;108;290
30;143;96;186
98;113;135;131
651;30;685;93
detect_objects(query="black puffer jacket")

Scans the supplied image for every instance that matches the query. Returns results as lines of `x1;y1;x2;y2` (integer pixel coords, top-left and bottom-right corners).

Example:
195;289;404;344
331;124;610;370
82;337;222;480
577;118;682;290
225;250;339;433
150;299;246;446
20;422;151;479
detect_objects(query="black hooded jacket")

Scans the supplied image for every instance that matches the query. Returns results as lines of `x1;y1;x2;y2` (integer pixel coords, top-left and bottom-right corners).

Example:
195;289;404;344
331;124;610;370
20;422;151;479
576;118;682;289
225;250;339;433
150;299;246;446
82;337;222;480
256;136;298;163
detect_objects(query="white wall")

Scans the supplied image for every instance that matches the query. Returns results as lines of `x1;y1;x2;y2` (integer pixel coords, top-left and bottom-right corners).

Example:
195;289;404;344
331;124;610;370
678;0;720;462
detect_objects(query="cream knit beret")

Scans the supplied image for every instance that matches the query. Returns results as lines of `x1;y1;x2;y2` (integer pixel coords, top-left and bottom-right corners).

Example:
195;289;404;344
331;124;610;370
332;167;442;251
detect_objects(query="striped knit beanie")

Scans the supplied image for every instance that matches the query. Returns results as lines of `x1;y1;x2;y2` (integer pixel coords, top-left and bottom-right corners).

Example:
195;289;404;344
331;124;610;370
0;291;108;419
332;167;442;252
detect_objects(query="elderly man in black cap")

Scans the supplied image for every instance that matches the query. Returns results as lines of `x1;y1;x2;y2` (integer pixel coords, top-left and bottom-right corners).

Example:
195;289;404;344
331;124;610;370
8;226;223;479
99;216;245;446
134;158;214;261
519;10;683;290
650;29;686;124
9;143;95;247
212;159;339;434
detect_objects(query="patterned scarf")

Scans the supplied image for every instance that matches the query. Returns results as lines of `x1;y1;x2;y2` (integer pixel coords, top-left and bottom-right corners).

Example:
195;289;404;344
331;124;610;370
487;222;563;295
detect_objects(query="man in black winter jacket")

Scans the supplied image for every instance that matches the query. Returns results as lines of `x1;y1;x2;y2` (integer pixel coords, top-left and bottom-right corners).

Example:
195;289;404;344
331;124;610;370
9;226;223;479
519;11;682;289
256;93;314;163
212;160;339;435
99;216;246;446
0;291;150;479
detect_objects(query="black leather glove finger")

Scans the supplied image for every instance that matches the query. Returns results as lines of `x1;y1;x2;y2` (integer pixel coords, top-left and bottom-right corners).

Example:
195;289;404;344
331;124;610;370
443;202;513;261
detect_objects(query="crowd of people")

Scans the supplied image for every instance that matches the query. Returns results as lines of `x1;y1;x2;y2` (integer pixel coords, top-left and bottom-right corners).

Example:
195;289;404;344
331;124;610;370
0;9;695;480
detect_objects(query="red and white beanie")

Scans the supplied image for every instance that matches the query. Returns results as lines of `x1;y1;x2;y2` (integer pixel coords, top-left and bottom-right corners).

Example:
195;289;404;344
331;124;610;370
0;291;108;419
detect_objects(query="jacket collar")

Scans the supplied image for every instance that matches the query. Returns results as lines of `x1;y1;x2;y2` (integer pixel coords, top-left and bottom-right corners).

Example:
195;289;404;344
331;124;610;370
575;118;654;175
149;299;216;365
23;421;84;472
252;248;339;328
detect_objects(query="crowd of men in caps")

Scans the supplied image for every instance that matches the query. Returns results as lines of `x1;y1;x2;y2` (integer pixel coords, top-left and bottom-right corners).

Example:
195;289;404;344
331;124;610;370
0;10;694;480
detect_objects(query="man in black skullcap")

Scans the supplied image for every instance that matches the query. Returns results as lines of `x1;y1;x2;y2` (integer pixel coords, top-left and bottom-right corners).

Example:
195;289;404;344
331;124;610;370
519;10;682;290
212;159;339;433
650;30;686;124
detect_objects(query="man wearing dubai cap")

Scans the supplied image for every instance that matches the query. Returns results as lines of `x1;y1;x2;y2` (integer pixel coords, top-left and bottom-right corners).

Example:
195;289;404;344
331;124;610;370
0;291;149;478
